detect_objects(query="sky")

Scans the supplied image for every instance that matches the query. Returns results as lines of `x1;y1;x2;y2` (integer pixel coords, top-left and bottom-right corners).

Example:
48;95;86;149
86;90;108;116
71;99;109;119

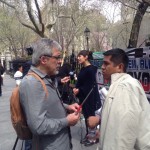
82;0;121;23
102;2;121;23
33;0;121;23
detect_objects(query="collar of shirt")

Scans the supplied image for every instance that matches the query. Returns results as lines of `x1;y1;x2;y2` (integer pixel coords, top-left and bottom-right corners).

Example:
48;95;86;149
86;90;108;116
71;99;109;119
29;66;52;82
111;73;129;84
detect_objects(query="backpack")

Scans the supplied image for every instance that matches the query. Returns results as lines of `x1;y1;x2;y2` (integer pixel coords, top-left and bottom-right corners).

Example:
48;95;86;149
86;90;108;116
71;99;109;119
10;72;48;140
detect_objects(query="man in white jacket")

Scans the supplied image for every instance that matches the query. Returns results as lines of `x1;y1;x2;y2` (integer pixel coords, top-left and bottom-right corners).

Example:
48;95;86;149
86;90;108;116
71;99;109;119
88;48;150;150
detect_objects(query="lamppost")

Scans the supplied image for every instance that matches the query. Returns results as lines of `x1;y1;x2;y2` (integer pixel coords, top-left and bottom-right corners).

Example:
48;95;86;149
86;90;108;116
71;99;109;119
84;27;90;51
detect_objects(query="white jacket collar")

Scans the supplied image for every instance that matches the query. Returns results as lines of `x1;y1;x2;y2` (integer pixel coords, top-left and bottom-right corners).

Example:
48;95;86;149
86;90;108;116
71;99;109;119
111;73;128;84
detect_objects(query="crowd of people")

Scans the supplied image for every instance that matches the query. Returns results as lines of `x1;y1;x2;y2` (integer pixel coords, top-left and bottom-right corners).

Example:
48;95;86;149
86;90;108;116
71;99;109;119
1;37;150;150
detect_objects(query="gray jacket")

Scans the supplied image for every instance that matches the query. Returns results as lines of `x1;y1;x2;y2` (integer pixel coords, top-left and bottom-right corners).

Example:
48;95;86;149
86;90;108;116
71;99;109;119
19;66;71;150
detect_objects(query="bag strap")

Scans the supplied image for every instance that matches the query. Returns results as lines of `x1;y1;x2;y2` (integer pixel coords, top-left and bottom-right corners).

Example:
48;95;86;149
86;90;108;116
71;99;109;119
28;72;48;97
12;137;18;150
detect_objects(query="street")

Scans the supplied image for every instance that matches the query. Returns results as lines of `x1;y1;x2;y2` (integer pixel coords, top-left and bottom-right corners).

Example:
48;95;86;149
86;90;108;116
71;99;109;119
0;74;98;150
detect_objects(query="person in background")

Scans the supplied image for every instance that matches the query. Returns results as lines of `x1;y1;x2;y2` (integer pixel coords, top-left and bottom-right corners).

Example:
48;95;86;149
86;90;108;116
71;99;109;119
0;74;2;96
88;48;150;150
23;60;32;77
14;64;23;86
19;38;80;150
0;63;5;96
73;50;101;146
56;63;72;104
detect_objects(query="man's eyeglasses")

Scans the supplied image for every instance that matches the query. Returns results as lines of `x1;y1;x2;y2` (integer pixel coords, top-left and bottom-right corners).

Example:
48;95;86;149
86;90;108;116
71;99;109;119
41;55;62;60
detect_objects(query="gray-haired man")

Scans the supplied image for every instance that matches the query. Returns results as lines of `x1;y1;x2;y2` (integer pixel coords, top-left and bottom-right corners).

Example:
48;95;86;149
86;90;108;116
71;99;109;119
19;38;80;150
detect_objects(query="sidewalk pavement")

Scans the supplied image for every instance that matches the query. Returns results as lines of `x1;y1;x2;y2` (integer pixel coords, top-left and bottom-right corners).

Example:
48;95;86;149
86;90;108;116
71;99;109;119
0;74;98;150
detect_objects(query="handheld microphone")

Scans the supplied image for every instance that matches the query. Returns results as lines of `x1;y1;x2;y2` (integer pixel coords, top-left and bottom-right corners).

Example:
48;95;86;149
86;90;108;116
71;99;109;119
76;84;96;114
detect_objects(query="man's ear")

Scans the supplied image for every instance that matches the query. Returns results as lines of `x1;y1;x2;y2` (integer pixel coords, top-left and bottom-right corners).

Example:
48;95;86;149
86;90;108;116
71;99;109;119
85;55;88;60
117;63;124;73
40;56;47;64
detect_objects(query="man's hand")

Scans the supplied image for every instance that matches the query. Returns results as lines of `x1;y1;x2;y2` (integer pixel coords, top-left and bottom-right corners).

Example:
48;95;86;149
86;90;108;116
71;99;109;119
67;103;80;113
73;88;79;95
61;76;70;84
87;116;100;129
67;112;80;126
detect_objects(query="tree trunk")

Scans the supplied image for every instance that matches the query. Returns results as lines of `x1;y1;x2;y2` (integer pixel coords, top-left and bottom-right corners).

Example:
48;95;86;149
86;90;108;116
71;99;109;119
128;2;148;48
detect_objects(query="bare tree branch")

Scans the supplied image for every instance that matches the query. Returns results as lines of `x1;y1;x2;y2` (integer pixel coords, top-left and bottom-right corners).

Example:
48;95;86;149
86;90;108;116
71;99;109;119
136;0;142;3
113;0;150;12
143;0;150;5
34;0;45;33
0;0;15;9
128;1;149;47
24;0;40;33
0;0;46;37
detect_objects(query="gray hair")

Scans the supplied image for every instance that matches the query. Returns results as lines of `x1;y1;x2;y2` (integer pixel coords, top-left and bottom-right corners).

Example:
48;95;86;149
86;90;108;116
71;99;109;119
32;38;62;66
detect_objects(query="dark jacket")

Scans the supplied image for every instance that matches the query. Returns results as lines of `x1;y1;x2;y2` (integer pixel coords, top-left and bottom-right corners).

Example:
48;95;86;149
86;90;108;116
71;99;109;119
76;65;101;118
0;66;5;75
